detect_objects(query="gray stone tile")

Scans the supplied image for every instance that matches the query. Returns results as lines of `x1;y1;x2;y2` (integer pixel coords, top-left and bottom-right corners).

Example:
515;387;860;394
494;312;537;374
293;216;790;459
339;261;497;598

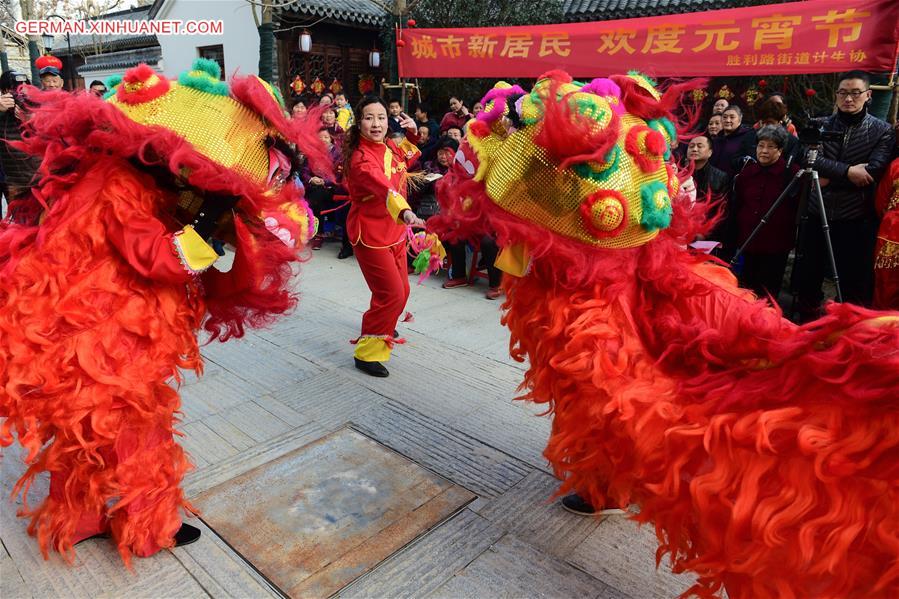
568;515;697;599
450;397;552;472
1;551;30;599
353;401;532;499
170;519;281;599
268;370;389;433
201;333;324;394
475;470;602;560
339;509;504;599
428;533;628;599
183;421;327;498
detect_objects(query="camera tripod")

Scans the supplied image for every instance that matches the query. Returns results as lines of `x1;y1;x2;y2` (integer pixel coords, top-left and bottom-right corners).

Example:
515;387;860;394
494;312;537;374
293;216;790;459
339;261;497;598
729;144;842;303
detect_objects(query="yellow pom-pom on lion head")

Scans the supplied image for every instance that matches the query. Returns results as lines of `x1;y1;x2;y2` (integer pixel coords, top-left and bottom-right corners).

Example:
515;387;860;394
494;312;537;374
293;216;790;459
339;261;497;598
466;70;683;249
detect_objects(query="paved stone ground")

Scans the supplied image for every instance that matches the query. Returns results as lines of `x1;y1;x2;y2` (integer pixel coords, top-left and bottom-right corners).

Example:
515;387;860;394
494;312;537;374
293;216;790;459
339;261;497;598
1;241;696;599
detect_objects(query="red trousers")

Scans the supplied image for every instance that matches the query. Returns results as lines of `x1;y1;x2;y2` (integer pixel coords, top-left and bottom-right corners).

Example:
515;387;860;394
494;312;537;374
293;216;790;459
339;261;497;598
354;241;409;340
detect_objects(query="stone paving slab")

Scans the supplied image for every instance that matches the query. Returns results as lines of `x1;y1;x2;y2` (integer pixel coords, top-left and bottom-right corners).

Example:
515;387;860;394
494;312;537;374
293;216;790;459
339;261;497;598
192;428;474;598
338;508;505;599
568;514;697;598
353;400;532;499
428;533;629;599
473;470;603;560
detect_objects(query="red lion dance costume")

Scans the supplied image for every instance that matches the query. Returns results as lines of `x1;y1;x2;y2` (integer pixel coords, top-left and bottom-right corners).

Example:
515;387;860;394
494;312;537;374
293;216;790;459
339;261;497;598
0;60;327;563
430;72;899;598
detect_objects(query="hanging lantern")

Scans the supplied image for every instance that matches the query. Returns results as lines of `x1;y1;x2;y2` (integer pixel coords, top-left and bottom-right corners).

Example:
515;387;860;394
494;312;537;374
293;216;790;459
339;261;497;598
407;19;417;27
368;48;381;69
805;88;817;98
329;78;343;95
299;29;312;53
310;77;325;95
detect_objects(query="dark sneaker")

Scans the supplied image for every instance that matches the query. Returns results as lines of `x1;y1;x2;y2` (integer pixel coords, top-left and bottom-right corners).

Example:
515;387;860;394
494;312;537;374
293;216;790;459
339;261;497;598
173;522;201;547
354;358;389;377
561;494;626;517
337;246;353;259
310;236;323;250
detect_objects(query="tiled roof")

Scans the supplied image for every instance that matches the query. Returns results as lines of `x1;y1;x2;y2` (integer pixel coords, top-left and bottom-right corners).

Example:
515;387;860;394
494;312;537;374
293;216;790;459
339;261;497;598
277;0;387;27
77;46;162;74
562;0;804;21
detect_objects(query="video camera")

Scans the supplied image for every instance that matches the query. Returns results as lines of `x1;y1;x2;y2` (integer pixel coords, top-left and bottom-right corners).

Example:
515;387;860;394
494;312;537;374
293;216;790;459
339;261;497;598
6;72;30;109
797;125;843;146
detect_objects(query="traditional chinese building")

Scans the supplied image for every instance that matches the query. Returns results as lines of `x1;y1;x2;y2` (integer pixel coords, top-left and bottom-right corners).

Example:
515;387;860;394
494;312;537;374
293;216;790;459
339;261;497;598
274;1;387;103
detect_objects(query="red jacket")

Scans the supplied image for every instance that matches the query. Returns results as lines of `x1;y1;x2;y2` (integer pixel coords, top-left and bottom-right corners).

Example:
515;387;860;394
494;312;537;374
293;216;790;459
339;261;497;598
346;132;421;248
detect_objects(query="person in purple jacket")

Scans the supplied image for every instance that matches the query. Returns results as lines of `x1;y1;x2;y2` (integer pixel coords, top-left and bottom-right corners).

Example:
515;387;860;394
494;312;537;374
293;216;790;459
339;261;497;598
711;104;755;178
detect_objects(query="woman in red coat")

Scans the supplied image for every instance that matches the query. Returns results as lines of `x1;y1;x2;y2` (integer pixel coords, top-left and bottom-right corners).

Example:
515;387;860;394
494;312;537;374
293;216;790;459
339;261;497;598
344;97;425;377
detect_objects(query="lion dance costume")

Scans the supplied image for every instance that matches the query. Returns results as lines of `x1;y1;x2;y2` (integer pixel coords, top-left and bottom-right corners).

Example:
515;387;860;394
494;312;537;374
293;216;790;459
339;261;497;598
0;59;327;563
430;71;899;598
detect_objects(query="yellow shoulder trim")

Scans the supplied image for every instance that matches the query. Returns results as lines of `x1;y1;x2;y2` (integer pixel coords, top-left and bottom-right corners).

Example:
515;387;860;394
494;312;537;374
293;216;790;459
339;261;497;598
173;225;219;274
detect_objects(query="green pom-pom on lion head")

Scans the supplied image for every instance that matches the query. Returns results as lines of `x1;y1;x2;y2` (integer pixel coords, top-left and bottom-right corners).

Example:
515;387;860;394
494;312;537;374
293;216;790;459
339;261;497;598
178;58;229;96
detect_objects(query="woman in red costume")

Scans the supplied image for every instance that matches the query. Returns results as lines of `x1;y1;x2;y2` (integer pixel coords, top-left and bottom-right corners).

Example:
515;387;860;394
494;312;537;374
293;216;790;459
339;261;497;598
344;97;425;377
430;72;899;598
874;156;899;309
0;60;326;564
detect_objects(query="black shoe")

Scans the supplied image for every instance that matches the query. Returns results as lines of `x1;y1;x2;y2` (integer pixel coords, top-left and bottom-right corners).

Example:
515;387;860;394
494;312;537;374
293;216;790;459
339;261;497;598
354;358;389;377
393;329;399;337
560;494;596;516
173;522;201;547
560;494;626;517
337;246;354;260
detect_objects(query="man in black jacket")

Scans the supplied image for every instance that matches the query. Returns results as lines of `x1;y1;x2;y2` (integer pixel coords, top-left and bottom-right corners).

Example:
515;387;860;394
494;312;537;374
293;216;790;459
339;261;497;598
795;71;895;321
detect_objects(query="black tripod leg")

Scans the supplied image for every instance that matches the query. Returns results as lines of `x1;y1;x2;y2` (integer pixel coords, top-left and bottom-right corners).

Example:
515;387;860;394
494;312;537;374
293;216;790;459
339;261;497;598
808;171;842;303
730;169;806;267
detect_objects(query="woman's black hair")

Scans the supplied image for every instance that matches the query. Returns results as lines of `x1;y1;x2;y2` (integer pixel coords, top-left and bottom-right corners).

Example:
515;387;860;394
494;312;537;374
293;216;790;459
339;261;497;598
343;95;389;173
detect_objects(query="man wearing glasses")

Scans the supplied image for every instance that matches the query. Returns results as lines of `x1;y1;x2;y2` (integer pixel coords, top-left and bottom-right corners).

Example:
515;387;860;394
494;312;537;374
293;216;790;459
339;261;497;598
794;71;895;321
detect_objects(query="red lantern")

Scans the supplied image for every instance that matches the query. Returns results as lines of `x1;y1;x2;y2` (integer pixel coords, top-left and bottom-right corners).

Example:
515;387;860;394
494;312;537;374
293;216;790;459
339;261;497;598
758;79;768;88
407;19;417;27
396;39;406;48
805;88;817;98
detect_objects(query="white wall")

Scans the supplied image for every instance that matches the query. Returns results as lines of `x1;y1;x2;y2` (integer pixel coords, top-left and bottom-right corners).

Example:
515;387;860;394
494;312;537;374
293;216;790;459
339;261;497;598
154;0;259;81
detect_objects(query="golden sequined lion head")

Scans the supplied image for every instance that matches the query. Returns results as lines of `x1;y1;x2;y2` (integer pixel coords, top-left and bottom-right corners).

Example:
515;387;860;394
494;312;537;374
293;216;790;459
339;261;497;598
464;70;683;250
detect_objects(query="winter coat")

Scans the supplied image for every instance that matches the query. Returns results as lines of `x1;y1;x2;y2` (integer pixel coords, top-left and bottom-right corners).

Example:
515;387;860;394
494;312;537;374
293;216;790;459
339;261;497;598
733;157;800;254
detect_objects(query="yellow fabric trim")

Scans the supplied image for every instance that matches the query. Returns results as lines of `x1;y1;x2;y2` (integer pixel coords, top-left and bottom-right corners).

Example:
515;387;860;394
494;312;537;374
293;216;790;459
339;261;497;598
397;137;418;156
495;243;531;277
386;189;411;224
354;336;392;362
383;145;392;178
173;225;218;273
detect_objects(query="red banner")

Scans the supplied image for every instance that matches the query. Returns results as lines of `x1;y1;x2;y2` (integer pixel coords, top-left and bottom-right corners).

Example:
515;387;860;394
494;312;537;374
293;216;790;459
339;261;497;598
397;0;899;79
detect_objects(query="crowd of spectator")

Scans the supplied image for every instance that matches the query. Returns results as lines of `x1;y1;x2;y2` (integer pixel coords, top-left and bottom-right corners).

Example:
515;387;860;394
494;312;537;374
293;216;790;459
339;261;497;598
679;70;898;320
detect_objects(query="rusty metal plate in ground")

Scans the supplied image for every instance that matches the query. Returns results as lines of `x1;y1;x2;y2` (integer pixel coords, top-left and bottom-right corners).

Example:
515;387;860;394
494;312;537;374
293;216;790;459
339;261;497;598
191;427;475;597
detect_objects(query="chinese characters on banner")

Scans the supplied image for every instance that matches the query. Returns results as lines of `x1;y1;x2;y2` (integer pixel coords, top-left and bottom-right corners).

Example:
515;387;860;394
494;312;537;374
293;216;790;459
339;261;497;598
397;0;899;78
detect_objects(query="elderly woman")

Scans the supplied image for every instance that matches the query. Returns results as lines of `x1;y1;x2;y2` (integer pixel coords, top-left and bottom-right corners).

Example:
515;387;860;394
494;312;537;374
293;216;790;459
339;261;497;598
732;125;800;299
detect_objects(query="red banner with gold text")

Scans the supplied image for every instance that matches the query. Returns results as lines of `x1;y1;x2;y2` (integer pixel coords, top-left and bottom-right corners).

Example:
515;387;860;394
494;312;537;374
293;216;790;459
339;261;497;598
397;0;899;78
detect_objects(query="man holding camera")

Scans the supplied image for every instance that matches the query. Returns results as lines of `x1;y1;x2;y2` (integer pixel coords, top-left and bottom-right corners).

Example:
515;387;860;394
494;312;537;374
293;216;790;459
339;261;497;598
0;70;41;219
795;71;895;321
